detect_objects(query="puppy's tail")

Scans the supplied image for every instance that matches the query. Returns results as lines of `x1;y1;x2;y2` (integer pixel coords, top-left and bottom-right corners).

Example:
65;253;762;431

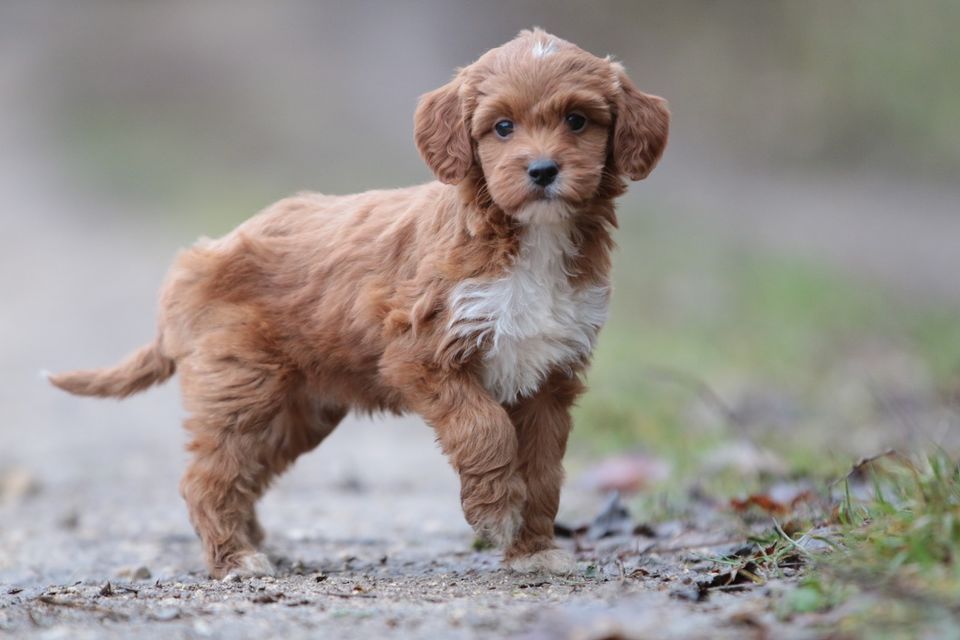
47;339;175;399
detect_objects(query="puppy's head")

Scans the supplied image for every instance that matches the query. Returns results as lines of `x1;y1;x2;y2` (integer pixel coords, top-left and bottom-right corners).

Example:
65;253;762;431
415;28;669;224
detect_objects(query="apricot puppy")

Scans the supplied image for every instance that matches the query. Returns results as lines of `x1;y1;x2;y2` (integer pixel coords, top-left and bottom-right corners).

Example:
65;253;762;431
50;29;669;579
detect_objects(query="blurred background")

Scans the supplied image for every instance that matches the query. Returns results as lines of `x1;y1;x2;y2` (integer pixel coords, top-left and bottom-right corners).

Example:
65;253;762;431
2;0;960;565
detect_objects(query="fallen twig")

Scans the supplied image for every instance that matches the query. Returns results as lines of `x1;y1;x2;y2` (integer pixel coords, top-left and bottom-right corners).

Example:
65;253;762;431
323;591;377;599
35;595;129;620
831;449;914;488
643;538;746;555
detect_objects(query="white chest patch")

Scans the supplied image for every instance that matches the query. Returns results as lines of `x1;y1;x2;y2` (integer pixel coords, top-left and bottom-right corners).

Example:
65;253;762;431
447;222;610;404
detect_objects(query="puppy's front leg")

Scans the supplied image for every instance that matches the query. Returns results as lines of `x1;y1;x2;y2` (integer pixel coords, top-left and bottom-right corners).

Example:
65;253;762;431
503;371;584;574
391;365;527;548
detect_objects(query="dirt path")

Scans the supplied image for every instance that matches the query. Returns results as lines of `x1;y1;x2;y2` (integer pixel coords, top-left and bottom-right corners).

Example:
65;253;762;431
0;184;805;639
0;225;795;640
0;405;793;639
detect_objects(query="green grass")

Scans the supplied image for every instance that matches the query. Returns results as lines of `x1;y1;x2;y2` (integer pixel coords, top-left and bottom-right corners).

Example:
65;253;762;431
773;453;960;637
838;454;960;595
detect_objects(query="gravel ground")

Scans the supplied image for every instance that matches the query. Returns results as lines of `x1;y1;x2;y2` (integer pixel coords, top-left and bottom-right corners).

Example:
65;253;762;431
0;407;798;640
0;165;811;640
0;242;799;640
0;215;801;639
8;182;960;640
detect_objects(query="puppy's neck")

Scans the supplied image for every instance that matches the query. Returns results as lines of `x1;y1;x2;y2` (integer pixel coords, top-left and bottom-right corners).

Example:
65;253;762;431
512;200;575;226
450;175;617;285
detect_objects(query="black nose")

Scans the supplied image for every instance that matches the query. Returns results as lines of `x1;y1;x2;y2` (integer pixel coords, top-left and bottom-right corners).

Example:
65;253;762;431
527;159;559;187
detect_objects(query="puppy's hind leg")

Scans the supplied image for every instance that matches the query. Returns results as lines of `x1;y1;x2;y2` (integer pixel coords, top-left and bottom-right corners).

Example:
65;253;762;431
178;355;344;580
244;391;347;549
181;417;278;580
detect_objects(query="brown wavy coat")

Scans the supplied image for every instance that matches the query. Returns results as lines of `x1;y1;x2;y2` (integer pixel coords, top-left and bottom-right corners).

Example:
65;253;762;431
51;29;669;578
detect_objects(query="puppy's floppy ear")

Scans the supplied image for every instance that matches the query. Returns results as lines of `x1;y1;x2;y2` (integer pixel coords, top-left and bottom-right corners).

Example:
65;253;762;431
414;75;473;185
611;63;670;181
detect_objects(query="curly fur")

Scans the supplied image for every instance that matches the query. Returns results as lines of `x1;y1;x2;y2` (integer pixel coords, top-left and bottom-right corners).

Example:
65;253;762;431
50;28;669;579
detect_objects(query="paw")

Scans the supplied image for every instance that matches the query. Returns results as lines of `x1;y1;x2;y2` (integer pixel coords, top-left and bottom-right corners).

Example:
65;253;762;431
220;552;275;581
505;549;576;575
466;473;526;548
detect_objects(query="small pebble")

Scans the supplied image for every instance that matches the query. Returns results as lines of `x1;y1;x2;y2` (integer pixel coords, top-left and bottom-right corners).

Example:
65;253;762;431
151;606;180;621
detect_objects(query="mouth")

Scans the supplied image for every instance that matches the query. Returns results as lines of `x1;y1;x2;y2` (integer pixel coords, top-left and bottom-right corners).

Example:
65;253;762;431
531;183;561;201
513;196;574;225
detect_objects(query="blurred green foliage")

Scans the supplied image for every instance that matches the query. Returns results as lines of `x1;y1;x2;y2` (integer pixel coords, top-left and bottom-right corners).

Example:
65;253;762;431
41;0;960;213
575;206;960;475
787;1;960;176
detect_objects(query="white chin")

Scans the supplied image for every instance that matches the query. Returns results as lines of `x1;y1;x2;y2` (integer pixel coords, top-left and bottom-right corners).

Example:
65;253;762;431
513;199;573;225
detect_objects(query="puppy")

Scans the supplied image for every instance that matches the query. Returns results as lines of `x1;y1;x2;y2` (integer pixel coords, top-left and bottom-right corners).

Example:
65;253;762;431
50;28;669;579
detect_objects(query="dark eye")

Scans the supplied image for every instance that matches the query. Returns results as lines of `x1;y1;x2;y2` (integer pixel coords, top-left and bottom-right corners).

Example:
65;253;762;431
565;112;587;132
494;119;514;138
